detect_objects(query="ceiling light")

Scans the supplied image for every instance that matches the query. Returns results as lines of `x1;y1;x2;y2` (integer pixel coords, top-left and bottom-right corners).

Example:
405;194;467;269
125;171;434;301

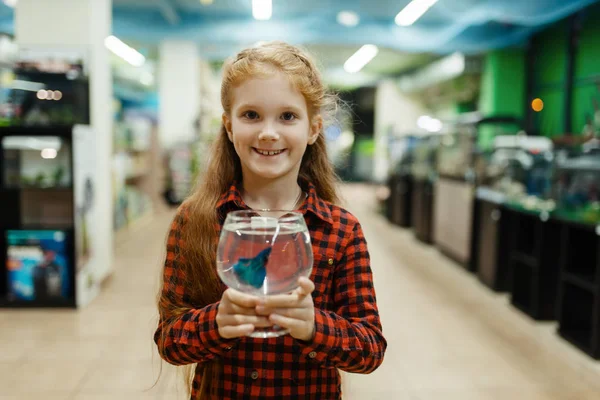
199;0;213;4
395;0;438;27
41;148;58;159
417;115;443;132
2;0;17;8
252;0;272;21
337;11;360;27
36;90;48;100
104;35;146;67
343;45;379;74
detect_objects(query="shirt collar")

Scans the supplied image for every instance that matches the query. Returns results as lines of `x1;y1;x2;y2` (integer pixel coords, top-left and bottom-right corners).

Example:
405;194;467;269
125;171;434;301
216;179;333;226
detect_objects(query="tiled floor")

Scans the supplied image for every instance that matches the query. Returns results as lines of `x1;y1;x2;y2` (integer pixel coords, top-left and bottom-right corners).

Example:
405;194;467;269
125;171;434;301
1;183;600;399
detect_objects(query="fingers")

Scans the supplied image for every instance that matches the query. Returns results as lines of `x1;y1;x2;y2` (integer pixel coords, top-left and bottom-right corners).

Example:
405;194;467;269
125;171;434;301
256;307;309;320
217;314;273;328
221;301;260;316
224;289;260;308
296;277;315;296
218;324;254;339
259;285;314;309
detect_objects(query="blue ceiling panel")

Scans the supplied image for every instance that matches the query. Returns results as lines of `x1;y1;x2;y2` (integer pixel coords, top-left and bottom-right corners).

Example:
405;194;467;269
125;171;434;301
0;0;598;60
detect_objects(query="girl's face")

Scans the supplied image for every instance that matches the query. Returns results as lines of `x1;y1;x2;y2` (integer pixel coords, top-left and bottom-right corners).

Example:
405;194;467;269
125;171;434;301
223;71;321;184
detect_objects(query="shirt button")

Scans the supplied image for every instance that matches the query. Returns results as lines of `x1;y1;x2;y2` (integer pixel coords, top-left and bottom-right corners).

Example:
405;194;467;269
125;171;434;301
308;351;317;359
225;346;232;351
328;258;334;265
251;370;259;380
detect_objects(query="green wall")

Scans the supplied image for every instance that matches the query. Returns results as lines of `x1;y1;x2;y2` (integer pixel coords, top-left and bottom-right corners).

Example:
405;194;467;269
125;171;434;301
530;4;600;136
530;21;567;137
573;6;600;134
478;49;526;149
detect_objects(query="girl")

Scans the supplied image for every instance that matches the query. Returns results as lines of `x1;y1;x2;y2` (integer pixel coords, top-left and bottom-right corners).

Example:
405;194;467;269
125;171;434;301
154;41;386;399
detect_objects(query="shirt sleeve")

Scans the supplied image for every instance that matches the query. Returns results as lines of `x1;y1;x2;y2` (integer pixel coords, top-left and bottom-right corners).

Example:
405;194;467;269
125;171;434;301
298;220;387;373
154;206;237;366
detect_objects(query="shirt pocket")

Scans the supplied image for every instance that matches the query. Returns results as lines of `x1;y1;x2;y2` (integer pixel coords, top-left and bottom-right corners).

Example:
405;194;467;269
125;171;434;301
310;249;335;309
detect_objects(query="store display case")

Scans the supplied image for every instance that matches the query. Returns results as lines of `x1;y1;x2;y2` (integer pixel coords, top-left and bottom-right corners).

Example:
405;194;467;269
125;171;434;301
0;60;89;127
552;147;600;359
0;125;102;308
386;136;418;227
433;124;477;267
473;136;554;292
411;135;438;244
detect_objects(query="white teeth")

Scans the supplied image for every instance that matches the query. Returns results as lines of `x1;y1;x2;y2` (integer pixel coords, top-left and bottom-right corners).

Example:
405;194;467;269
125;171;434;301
256;149;283;156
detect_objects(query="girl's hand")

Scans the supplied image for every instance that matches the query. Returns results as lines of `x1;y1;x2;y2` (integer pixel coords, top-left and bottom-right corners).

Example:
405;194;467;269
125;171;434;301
255;277;316;342
216;289;273;339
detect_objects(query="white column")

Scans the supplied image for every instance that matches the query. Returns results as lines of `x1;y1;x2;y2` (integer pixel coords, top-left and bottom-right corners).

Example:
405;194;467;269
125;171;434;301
158;41;200;149
15;0;114;288
374;80;427;182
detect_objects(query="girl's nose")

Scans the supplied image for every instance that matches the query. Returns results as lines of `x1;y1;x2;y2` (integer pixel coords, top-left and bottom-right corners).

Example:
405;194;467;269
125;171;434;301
258;123;279;141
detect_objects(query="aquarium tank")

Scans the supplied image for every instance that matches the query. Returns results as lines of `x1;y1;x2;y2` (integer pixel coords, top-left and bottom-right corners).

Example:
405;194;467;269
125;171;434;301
436;129;476;180
477;135;555;212
411;135;439;182
552;149;600;225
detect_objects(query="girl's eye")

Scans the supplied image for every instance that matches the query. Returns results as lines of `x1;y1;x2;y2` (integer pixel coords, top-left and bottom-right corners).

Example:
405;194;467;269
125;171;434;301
243;111;259;120
281;112;296;121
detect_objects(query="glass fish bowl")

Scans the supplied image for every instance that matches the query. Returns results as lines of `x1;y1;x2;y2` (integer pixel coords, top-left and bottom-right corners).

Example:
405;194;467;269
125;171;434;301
216;210;313;338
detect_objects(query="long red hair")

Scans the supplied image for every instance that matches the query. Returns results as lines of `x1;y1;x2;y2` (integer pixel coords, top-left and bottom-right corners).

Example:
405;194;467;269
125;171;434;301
157;41;340;398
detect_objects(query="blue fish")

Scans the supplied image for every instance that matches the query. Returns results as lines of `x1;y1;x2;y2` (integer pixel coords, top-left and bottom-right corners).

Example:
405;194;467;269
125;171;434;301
233;247;272;288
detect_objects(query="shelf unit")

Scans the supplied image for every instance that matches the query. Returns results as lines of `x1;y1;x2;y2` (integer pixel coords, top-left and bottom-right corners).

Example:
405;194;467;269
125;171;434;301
506;208;562;320
557;221;600;359
0;125;102;308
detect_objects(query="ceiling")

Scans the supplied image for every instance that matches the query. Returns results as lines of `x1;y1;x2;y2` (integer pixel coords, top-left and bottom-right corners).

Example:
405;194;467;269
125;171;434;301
0;0;598;88
111;0;598;56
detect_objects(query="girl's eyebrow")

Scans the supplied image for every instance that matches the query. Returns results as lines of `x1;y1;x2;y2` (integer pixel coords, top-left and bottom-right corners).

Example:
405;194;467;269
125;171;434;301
236;103;304;113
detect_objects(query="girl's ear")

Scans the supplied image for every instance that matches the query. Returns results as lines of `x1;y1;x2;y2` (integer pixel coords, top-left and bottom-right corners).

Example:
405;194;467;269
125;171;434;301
308;115;323;145
222;113;233;142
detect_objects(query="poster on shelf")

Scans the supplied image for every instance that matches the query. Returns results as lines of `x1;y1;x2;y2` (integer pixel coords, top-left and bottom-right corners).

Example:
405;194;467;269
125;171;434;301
5;230;72;302
72;124;100;307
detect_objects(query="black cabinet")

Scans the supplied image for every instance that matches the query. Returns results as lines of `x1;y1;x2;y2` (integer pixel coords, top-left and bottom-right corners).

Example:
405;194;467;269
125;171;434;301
473;198;511;291
557;222;600;359
506;208;562;320
387;174;413;228
411;180;435;244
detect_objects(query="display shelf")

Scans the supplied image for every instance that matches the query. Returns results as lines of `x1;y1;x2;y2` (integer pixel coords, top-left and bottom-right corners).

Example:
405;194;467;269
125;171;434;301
0;125;102;309
557;281;599;359
0;297;76;308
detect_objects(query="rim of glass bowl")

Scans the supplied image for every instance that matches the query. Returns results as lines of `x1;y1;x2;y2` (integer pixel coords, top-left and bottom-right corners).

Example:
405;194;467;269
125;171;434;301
226;209;305;223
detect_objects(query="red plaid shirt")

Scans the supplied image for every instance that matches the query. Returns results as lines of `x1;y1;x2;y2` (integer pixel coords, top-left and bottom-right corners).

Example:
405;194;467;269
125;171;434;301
155;180;386;399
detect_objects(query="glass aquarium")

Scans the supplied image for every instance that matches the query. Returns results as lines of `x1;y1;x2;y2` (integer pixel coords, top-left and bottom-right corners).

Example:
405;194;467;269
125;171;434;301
411;135;439;182
436;130;475;179
217;210;313;338
552;150;600;225
2;136;72;188
387;135;418;177
477;135;555;212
